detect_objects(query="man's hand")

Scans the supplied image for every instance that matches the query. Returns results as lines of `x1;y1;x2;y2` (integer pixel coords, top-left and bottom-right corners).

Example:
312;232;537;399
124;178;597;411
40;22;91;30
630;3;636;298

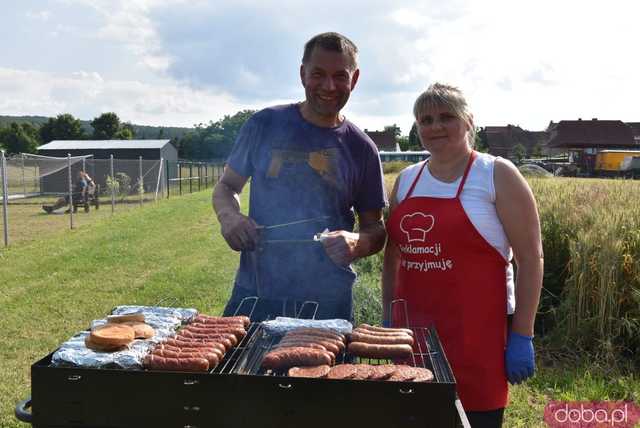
321;230;359;266
219;211;259;251
505;331;535;384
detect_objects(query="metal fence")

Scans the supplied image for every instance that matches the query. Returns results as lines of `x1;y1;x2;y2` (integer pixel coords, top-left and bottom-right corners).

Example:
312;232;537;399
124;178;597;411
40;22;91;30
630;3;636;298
0;151;224;247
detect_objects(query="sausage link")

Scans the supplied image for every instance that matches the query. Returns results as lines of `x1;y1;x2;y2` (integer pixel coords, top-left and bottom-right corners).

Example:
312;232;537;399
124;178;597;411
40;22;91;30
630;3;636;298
151;348;220;367
273;342;335;364
185;324;247;340
279;337;340;355
162;338;227;353
288;328;345;342
261;347;333;370
156;344;224;360
144;355;209;372
284;333;345;352
354;327;414;339
177;330;237;346
359;324;414;337
194;315;250;327
348;331;414;346
347;342;413;359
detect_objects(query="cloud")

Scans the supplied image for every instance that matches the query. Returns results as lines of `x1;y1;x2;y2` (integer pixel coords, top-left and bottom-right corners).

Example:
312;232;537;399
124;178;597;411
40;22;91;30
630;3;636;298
2;0;640;133
0;67;258;127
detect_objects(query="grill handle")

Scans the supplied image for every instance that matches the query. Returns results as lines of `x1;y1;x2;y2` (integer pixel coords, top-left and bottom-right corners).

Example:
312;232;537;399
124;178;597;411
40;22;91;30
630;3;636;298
15;396;33;424
454;398;471;428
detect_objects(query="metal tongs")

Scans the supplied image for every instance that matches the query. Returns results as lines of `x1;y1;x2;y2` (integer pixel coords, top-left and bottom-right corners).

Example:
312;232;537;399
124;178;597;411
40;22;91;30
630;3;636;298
257;215;330;245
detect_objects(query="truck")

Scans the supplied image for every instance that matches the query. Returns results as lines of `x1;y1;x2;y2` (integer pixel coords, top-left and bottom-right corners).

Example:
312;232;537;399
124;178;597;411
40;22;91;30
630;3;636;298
594;150;640;177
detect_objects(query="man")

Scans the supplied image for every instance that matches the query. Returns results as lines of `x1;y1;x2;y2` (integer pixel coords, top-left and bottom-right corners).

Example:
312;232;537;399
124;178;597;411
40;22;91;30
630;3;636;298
213;32;387;321
42;170;88;214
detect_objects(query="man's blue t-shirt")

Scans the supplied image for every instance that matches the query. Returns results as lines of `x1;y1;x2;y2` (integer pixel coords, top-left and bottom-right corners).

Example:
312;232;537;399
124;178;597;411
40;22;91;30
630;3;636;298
225;103;386;319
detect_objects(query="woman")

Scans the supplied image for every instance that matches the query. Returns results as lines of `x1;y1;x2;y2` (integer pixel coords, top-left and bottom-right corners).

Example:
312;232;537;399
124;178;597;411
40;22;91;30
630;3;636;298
382;83;543;427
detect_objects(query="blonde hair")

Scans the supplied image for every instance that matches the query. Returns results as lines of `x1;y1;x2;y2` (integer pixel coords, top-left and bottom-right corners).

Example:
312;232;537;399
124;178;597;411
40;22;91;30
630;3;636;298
413;82;476;146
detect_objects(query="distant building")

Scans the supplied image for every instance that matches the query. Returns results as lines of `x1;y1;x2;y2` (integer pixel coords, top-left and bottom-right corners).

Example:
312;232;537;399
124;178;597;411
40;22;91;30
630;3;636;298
37;139;177;161
365;129;399;152
546;119;637;173
626;122;640;145
483;125;550;159
37;140;177;194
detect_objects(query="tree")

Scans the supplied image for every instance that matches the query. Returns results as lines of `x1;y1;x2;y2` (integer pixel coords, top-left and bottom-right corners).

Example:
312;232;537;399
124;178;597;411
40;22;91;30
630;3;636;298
176;109;256;160
0;123;40;154
40;113;85;143
114;122;134;140
511;143;527;164
475;127;489;153
405;123;423;151
91;112;121;139
384;124;402;138
531;143;544;158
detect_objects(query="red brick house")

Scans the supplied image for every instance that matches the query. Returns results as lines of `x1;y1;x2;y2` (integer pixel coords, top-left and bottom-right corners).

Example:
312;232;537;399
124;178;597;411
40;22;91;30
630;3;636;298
483;125;549;159
546;119;637;173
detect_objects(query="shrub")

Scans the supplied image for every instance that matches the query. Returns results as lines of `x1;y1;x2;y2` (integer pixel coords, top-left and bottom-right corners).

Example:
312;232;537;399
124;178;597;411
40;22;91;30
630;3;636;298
105;172;132;201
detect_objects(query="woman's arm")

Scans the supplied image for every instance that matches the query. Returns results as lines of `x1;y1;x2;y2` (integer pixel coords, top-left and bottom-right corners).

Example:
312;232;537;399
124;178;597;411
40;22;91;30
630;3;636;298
494;158;543;336
381;176;401;324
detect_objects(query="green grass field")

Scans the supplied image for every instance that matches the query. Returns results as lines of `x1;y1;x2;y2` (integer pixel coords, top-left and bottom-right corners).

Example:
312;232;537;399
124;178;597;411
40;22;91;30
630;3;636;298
1;188;638;427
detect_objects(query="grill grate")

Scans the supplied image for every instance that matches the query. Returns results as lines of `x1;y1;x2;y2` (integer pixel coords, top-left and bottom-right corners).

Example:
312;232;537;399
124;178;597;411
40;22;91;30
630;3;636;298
227;323;455;383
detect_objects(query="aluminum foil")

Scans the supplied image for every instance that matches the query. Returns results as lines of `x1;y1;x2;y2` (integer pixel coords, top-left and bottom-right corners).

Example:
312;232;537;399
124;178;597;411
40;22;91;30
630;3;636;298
51;305;199;370
261;316;353;336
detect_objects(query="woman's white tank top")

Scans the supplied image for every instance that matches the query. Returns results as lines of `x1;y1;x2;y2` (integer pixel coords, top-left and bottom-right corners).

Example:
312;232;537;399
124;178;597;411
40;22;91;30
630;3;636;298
395;152;515;314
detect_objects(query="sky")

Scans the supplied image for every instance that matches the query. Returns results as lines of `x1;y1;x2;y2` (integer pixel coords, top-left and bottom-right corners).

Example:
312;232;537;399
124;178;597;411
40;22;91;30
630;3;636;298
1;0;639;135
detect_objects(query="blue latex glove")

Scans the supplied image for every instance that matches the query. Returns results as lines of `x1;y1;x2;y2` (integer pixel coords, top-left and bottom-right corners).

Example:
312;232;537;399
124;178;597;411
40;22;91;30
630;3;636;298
505;331;535;384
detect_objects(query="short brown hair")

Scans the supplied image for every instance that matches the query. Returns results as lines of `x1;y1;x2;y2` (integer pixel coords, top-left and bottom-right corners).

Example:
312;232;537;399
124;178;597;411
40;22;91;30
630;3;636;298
302;32;358;69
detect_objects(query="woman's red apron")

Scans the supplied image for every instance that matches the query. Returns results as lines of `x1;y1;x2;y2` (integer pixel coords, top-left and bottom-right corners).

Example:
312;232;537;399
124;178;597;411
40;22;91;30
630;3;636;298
386;152;508;411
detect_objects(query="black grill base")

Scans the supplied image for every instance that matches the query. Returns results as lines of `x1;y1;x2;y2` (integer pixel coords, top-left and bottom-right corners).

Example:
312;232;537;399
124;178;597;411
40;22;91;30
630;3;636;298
28;354;461;427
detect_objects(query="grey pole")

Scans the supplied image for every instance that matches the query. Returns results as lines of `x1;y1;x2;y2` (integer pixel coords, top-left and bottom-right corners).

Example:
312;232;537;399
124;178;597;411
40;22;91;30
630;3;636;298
67;153;74;230
1;150;9;247
155;158;163;202
110;154;115;214
21;153;26;196
139;156;143;206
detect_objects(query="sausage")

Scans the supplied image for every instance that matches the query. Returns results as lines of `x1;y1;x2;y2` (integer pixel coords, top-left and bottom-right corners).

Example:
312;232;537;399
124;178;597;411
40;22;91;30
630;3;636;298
273;342;327;351
283;333;345;352
177;330;237;347
347;342;413;359
288;328;345;342
194;315;250;327
156;344;224;360
274;342;335;364
348;331;414;346
144;355;209;372
152;348;220;367
174;334;233;351
261;347;333;370
354;327;414;338
162;338;227;353
279;337;340;355
185;324;247;340
359;324;414;337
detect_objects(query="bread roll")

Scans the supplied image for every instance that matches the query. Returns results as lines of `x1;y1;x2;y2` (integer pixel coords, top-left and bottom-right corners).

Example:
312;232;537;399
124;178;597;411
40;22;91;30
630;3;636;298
90;323;135;347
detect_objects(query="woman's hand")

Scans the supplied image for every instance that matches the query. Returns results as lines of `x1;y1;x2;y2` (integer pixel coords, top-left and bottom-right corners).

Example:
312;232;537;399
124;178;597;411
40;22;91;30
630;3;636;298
505;331;535;384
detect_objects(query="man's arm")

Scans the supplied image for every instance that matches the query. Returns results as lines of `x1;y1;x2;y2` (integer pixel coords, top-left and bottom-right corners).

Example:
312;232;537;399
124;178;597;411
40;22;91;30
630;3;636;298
212;166;259;251
321;209;386;266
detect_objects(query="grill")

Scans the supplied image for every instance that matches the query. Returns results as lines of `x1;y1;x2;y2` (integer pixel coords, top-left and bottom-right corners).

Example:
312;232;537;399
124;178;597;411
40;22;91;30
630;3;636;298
16;302;469;428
